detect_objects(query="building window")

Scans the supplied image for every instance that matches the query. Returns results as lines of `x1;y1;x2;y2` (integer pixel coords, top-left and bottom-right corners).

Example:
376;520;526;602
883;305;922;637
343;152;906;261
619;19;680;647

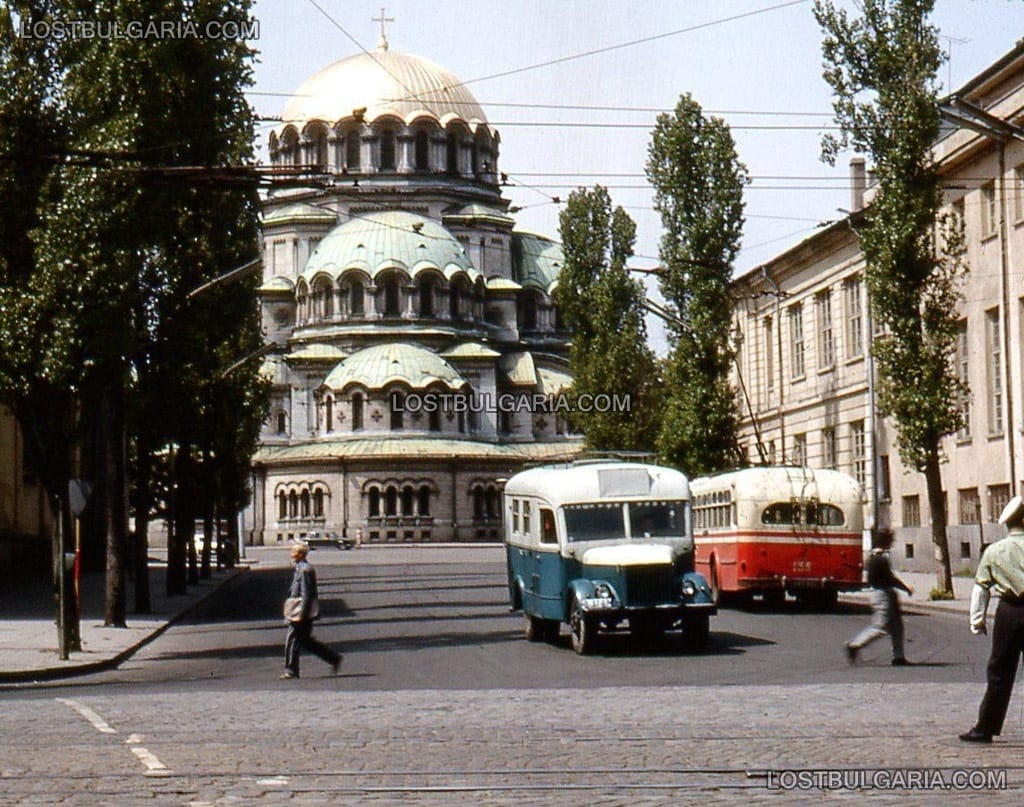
844;276;863;359
418;486;431;516
905;543;915;559
276;411;287;435
390;392;404;430
345;131;361;170
401;486;415;516
981;182;997;236
763;316;774;399
788;304;805;379
986;308;1003;434
816;291;835;369
418;278;435;318
959;488;980;525
382;276;402;317
300;490;310;519
850;420;866;488
288;491;298;519
278;492;287;520
989;484;1011;522
385;486;398;516
349;282;365;316
961;541;971;559
313;489;324;518
903;495;921;527
415;129;430;170
822;427;837;470
368;487;380;517
956;319;970;440
1014;165;1024;221
380;128;396;170
428;405;441;432
351;393;364;431
446;131;459;175
793;433;807;466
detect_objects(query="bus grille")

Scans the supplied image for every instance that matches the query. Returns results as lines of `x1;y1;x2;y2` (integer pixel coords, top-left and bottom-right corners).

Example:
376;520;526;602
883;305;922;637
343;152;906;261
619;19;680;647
624;566;674;607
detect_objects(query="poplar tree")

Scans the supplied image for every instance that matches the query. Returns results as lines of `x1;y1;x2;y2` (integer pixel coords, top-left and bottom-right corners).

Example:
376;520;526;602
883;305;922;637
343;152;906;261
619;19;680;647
556;186;660;452
646;94;747;475
816;0;966;595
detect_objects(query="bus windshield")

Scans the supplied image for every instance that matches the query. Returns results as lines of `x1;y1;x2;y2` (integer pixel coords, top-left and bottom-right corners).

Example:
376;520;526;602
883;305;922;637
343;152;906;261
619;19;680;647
563;500;688;542
629;501;686;538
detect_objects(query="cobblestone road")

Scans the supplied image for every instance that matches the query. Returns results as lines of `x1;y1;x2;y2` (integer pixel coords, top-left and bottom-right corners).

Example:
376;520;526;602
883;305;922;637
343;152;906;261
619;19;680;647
3;682;1021;805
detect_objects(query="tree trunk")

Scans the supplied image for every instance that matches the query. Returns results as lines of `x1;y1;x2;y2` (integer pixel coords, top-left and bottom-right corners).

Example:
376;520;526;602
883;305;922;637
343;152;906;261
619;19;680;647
924;445;953;594
132;440;152;613
102;384;127;627
167;443;192;596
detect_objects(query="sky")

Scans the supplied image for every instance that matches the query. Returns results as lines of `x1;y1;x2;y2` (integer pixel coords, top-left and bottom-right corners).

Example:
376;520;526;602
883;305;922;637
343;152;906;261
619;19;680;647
248;0;1023;350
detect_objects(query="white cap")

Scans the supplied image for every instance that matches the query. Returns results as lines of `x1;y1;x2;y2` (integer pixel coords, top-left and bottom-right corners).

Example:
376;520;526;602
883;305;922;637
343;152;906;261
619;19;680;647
998;495;1024;526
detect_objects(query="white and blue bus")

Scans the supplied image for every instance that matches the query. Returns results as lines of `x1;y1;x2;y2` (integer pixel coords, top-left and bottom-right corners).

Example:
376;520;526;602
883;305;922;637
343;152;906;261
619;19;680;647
504;461;716;654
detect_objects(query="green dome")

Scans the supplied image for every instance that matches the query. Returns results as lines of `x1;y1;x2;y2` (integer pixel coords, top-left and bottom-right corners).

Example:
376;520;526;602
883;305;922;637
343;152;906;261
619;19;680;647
323;342;467;392
511;232;564;293
302;211;478;281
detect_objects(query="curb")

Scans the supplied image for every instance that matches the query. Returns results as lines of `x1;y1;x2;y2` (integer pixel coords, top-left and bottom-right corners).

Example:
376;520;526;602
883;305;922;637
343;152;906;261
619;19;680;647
0;568;247;685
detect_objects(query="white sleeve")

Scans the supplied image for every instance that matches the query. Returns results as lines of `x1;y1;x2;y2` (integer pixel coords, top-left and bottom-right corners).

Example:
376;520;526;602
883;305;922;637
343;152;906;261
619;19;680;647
970;584;991;634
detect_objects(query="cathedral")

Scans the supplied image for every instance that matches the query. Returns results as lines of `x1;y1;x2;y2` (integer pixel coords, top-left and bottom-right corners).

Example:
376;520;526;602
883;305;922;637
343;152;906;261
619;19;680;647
247;28;583;545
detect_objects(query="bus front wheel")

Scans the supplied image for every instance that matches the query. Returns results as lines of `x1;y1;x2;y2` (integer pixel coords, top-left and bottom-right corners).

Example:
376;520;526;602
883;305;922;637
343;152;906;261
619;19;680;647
570;599;596;655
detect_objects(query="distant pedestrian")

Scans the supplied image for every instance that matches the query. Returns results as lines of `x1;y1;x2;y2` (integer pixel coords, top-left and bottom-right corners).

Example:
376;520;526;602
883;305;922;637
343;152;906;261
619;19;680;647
845;529;913;666
281;541;341;679
959;496;1024;743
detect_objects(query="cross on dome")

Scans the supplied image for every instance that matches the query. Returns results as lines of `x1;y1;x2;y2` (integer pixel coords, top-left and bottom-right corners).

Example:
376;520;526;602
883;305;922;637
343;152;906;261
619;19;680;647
372;7;394;51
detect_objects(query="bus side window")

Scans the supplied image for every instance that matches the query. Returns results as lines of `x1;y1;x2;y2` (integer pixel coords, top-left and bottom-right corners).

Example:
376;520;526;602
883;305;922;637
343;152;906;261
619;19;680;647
540;508;557;545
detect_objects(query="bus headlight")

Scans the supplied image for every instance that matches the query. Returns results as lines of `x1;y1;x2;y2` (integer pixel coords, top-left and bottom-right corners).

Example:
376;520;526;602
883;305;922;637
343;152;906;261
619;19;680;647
681;580;697;597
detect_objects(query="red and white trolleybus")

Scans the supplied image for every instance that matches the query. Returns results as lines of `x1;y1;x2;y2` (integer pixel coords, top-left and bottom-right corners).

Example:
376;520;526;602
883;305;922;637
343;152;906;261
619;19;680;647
690;466;864;607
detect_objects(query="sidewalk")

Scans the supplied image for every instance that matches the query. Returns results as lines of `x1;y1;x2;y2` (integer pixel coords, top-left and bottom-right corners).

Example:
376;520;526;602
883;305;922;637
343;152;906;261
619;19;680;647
0;558;247;683
841;569;976;617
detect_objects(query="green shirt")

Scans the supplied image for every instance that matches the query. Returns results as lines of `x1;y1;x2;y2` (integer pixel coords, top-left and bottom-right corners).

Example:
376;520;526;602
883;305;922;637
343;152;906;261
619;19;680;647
976;528;1024;597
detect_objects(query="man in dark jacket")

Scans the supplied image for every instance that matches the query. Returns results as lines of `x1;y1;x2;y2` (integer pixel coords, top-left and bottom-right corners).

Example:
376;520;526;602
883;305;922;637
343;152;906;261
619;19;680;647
845;530;913;665
282;541;342;679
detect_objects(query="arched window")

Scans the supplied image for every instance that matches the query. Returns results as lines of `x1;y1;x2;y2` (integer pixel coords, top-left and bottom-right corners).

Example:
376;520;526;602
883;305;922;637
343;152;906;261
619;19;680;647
276;411;287;435
446;132;459;175
486;487;499;519
380;128;396;170
449;284;462;321
288;491;298;518
520;292;539;331
313;489;324;518
401;486;414;516
300;490;311;518
414;129;429;170
418;278;434;317
418;485;431;516
368;487;380;517
473;488;484;520
319;282;333;319
390;391;404;430
345;131;361;170
311;128;328;169
351;393;364;431
385;486;398;516
349;282;364;316
428;405;441;433
382;276;401;317
324;396;333;432
278;492;287;520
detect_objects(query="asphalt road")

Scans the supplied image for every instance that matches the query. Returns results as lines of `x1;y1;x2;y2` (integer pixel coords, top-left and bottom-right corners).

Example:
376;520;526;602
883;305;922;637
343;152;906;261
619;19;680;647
0;546;1005;806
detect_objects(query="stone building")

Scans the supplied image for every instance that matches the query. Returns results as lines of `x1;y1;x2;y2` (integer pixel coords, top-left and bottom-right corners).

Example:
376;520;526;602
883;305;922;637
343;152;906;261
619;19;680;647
731;42;1024;572
246;33;582;545
0;406;52;578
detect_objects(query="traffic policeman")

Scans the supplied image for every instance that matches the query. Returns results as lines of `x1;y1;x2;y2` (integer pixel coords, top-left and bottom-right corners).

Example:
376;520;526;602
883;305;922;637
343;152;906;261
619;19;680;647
960;495;1024;743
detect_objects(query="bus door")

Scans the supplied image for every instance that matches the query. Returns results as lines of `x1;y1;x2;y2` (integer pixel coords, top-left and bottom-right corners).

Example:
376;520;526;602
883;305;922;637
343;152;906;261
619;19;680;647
526;506;562;620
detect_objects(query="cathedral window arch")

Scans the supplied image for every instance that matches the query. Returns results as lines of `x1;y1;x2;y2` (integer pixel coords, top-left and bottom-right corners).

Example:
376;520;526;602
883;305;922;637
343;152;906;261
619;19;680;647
379;127;397;171
351;392;364;431
390;390;405;430
323;395;334;432
313;489;325;518
280;127;300;166
345;128;361;171
428;403;441;433
305;123;329;170
418;275;437;318
268;132;280;165
385;486;398;516
446;131;459;175
414;129;430;171
519;290;542;331
300;490;311;519
278;491;287;520
418;485;431;516
288;491;299;519
380;274;402;317
275;410;288;435
368;487;380;517
401;486;415;516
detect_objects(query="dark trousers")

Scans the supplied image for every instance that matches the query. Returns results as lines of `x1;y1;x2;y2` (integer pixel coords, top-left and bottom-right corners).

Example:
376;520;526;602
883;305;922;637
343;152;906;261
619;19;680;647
976;597;1024;735
285;619;339;675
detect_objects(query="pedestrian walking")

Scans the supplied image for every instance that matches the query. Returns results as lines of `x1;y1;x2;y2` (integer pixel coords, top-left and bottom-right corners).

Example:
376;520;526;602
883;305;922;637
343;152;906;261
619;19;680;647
959;495;1024;743
281;541;341;679
845;529;913;665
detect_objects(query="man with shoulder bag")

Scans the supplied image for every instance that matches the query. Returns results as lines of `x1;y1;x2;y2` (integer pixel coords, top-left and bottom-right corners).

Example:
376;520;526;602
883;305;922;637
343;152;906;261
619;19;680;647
281;541;342;679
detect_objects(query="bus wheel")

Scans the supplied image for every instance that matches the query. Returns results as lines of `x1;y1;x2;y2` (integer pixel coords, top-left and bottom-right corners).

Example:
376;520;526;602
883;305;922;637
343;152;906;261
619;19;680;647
524;614;546;642
681;613;710;652
570;599;595;655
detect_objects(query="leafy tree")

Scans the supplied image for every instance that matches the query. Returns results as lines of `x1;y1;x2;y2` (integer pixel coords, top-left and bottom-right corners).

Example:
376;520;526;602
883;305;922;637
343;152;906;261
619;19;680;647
556;186;660;452
646;94;748;475
816;0;966;594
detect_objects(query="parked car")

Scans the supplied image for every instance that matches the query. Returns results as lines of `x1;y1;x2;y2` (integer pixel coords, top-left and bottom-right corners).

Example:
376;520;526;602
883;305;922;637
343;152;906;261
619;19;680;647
306;530;357;550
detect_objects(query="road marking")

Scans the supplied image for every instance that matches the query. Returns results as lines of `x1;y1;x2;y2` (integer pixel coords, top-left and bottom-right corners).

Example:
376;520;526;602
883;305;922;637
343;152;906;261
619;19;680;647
129;745;172;777
55;698;117;734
